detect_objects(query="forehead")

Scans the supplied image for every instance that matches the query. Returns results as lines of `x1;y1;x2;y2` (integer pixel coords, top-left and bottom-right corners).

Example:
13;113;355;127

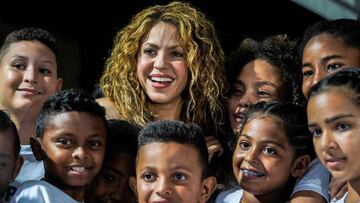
142;22;181;45
238;59;282;85
241;116;288;145
137;142;202;169
43;111;107;138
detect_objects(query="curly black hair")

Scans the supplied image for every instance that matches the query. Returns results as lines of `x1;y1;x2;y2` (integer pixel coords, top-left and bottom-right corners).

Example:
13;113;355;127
226;34;305;107
36;89;107;138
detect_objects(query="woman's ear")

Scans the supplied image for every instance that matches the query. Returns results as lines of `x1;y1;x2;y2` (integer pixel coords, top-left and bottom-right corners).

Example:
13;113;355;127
291;155;311;178
129;176;138;198
199;176;217;203
30;136;44;161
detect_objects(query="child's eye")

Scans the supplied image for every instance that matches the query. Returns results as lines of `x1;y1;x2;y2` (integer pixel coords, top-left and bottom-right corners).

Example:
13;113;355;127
173;172;187;181
239;141;250;150
309;128;322;138
57;138;72;145
231;87;244;97
256;90;271;97
13;63;26;70
263;146;277;155
39;67;51;74
142;172;155;182
88;140;103;150
302;70;313;78
102;171;117;183
336;123;351;131
326;63;342;72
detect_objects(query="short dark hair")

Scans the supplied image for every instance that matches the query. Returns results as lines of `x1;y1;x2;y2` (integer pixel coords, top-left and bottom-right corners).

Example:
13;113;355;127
227;34;305;106
240;102;315;159
137;120;209;178
299;19;360;60
0;27;57;62
309;67;360;108
0;110;20;157
106;119;138;156
36;89;107;138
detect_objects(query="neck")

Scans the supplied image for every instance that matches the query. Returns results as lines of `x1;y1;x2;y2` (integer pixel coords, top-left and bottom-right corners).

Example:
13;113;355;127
9;109;38;145
346;180;360;202
44;176;85;202
150;98;183;121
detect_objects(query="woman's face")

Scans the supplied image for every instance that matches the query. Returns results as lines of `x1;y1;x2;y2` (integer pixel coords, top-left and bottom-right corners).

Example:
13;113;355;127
227;59;286;133
301;34;360;98
137;22;188;106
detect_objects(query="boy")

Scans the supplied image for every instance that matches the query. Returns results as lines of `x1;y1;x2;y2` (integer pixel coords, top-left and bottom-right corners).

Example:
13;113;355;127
129;120;217;203
0;27;62;200
0;110;23;202
85;119;138;203
12;89;107;203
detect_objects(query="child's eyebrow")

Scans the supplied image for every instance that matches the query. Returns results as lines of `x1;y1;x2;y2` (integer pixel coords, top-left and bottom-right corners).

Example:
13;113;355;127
308;114;354;127
239;134;287;149
255;81;277;88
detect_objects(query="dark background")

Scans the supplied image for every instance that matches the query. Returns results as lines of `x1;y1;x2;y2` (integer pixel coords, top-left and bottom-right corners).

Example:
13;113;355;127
0;1;324;92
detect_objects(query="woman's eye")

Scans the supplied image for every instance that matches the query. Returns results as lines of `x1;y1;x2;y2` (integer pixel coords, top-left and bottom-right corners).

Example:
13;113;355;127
326;63;342;72
173;173;187;181
144;48;156;56
263;147;276;155
170;51;184;58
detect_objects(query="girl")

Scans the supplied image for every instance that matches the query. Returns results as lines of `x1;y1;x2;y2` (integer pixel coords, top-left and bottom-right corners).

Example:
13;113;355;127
217;102;314;203
307;68;360;202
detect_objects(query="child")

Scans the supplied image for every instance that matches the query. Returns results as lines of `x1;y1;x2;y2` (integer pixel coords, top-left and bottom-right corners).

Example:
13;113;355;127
307;68;360;202
0;110;23;202
85;119;138;203
129;120;217;203
12;89;107;203
217;102;315;203
0;27;62;200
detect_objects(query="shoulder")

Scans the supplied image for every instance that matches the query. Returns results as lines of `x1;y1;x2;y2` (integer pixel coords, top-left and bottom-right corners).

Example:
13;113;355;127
12;180;50;202
96;97;120;119
215;188;243;203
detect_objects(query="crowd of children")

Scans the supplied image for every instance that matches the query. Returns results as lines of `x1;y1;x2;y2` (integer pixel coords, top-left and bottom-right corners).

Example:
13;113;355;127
1;1;360;203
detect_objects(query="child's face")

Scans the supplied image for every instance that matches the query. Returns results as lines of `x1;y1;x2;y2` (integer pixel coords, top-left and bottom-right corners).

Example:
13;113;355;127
301;34;360;98
130;142;215;203
33;111;106;187
86;152;136;203
227;59;285;133
0;130;22;196
233;116;296;195
0;41;62;114
307;90;360;183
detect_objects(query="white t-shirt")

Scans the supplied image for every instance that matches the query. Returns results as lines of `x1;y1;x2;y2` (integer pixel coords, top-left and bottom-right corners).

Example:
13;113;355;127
10;180;81;203
215;188;243;203
291;158;331;202
331;192;348;203
3;145;45;202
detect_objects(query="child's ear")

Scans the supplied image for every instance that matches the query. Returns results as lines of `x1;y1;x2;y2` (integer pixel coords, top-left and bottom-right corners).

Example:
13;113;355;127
55;78;63;92
199;176;217;203
11;156;24;181
30;136;44;161
291;155;311;178
129;176;138;198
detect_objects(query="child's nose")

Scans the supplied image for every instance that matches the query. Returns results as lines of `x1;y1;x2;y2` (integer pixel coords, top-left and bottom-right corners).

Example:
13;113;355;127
155;177;172;196
72;147;89;160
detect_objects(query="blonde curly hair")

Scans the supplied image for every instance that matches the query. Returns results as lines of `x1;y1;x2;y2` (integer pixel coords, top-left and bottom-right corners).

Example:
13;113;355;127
100;1;227;135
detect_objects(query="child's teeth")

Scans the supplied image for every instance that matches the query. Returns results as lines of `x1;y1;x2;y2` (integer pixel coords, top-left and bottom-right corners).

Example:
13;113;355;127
71;166;86;172
241;169;264;177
